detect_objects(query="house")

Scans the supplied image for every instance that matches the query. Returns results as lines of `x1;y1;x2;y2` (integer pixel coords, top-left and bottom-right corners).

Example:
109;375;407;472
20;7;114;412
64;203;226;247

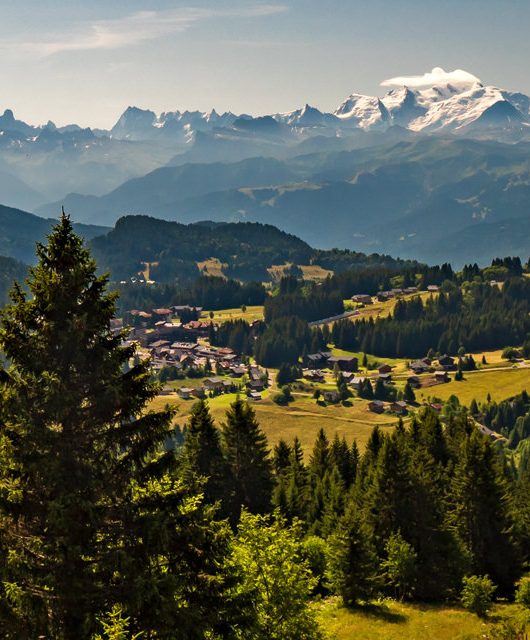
378;372;392;382
390;400;408;415
323;390;340;403
303;370;325;383
438;355;455;369
247;380;265;392
403;286;418;295
177;387;193;400
378;364;392;375
407;375;421;388
230;365;247;378
350;376;367;390
248;391;262;401
304;352;330;369
427;284;440;293
152;308;174;320
368;400;385;413
327;356;358;372
351;294;372;305
203;377;227;393
410;360;430;374
434;371;449;383
191;387;206;399
377;291;393;302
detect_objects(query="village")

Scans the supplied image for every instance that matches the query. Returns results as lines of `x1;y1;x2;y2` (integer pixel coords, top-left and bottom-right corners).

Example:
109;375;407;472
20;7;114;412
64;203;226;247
108;284;476;421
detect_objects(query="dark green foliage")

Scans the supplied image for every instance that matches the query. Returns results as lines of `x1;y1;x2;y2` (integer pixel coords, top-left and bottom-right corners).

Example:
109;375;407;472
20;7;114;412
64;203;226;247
276;363;302;387
0;216;242;639
254;316;315;367
222;397;274;520
179;400;233;517
325;505;378;605
334;281;530;359
117;275;267;314
461;575;496;617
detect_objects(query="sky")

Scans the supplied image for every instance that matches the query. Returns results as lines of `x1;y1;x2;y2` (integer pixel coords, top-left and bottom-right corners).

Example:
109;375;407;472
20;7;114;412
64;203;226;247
0;0;529;128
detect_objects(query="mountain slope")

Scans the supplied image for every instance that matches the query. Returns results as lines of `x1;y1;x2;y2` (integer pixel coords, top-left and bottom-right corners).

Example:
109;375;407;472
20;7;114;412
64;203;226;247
37;157;301;225
0;204;108;263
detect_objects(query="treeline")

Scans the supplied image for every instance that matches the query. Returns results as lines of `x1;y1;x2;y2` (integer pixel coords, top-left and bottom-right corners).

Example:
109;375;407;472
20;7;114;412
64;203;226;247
116;275;267;313
334;279;530;358
474;391;530;455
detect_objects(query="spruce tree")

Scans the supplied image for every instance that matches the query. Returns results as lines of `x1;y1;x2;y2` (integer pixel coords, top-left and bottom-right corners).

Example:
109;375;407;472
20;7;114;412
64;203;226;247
222;397;273;520
0;216;242;639
180;399;232;516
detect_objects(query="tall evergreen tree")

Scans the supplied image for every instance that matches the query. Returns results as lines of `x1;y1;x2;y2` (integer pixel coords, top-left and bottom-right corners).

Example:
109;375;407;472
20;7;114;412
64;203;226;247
222;397;273;520
180;400;232;516
0;216;243;639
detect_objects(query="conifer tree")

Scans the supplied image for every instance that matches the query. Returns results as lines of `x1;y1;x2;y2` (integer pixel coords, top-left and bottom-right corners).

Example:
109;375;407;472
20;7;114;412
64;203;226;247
0;216;242;639
448;430;519;593
180;399;232;516
325;505;378;605
222;397;273;519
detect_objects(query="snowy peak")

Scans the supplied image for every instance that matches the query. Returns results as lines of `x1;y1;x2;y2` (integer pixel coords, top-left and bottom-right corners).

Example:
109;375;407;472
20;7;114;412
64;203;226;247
334;94;390;129
407;84;525;132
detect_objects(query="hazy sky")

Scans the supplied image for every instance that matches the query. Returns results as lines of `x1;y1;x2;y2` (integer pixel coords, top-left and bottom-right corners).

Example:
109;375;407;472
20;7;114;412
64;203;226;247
1;0;529;128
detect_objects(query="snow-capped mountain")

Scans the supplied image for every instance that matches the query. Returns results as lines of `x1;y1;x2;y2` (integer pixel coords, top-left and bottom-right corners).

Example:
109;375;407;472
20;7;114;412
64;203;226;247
334;94;390;129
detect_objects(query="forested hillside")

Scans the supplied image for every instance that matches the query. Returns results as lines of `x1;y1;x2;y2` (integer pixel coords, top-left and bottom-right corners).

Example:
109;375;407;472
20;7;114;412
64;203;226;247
90;214;418;283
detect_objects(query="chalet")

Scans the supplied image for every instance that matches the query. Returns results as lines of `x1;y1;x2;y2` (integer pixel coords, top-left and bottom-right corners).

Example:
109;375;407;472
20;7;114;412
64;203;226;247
249;366;265;382
378;372;392;382
410;360;430;374
377;291;393;302
403;286;418;295
427;284;440;293
159;386;174;396
327;356;358;372
191;387;206;399
351;294;372;305
368;400;385;413
434;370;449;383
378;364;392;375
178;354;196;368
323;390;340;403
341;371;356;382
203;377;226;392
149;339;171;355
230;365;247;378
248;391;262;401
407;375;421;388
152;308;174;320
171;341;198;353
247;380;265;392
177;387;193;400
303;370;325;383
183;320;210;336
304;352;330;369
390;288;404;297
438;355;455;369
390;400;408;415
350;376;367;390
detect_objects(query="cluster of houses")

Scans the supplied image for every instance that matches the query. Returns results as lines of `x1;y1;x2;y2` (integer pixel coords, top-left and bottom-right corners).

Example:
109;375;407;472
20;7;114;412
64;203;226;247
351;284;441;306
176;366;267;402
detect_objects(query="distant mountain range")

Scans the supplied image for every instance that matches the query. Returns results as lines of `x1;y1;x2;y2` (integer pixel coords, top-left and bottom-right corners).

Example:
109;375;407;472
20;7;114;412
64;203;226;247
3;73;530;265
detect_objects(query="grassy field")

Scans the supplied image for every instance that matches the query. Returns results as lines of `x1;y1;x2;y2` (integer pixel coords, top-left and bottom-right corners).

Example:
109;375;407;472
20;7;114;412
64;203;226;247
149;391;398;454
196;258;227;278
315;597;526;640
417;367;530;406
201;305;264;323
